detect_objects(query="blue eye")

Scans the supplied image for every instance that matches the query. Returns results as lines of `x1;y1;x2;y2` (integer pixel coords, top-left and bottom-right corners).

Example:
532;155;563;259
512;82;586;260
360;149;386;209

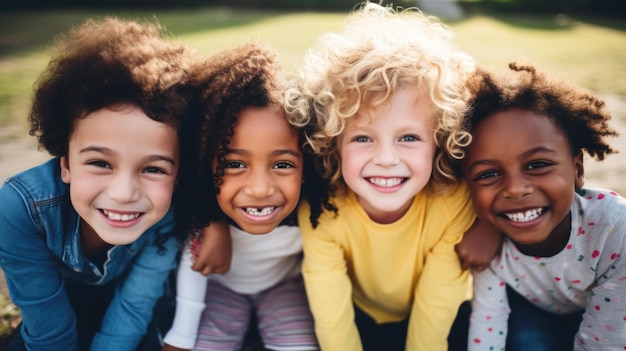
399;135;419;142
352;136;371;143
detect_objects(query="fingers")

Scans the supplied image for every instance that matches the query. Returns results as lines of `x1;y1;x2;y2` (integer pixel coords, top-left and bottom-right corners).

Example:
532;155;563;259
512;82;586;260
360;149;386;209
460;258;489;272
191;260;231;276
202;265;229;275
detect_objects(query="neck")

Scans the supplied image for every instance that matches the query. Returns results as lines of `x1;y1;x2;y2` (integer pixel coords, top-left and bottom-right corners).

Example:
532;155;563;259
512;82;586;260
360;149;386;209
514;212;571;257
80;220;113;268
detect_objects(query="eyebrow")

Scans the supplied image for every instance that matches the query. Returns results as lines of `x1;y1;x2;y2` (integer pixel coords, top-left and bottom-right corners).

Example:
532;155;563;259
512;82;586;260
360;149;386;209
466;146;558;171
79;146;177;166
227;148;301;158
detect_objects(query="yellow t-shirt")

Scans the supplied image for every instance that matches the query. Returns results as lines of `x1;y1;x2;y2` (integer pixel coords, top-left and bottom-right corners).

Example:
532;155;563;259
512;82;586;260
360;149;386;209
299;182;475;351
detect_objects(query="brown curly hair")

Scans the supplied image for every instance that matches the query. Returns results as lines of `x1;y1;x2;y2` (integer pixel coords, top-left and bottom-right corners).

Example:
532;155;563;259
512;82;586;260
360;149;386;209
174;42;326;234
27;17;195;246
460;62;618;173
28;17;194;158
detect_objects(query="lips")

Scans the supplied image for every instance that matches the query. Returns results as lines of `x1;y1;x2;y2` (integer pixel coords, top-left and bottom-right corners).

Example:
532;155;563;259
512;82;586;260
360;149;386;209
503;208;543;223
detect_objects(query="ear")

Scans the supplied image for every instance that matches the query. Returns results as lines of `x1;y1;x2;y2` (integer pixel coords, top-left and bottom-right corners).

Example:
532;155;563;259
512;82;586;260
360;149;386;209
60;156;71;184
574;151;585;189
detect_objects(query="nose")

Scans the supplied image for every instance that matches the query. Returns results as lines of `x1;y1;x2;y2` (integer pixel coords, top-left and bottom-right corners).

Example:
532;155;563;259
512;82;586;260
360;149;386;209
243;169;275;198
502;172;533;199
372;141;400;167
107;172;140;203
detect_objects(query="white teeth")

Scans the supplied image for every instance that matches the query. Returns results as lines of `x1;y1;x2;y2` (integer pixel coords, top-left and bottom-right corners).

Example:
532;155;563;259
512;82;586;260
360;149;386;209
245;207;275;216
103;210;140;221
504;208;543;222
368;177;403;187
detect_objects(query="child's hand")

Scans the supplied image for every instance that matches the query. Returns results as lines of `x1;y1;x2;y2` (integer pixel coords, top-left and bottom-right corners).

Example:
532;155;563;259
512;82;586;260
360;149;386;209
161;343;189;351
455;219;502;271
191;220;232;276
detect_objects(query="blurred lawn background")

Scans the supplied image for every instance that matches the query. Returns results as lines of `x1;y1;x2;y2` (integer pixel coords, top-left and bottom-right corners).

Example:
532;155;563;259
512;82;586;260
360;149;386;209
0;0;625;342
1;2;625;138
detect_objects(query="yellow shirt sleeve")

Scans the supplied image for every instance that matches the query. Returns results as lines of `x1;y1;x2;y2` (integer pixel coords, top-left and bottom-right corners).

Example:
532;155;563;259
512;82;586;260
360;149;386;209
299;200;363;351
407;184;474;350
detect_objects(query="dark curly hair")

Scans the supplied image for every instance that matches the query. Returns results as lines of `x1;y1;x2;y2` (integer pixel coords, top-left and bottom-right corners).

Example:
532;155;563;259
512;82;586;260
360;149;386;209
173;42;329;238
457;61;618;176
27;17;195;246
29;17;194;157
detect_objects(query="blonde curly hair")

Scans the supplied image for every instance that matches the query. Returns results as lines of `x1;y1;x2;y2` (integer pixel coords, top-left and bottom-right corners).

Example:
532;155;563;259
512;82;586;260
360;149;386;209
286;2;475;193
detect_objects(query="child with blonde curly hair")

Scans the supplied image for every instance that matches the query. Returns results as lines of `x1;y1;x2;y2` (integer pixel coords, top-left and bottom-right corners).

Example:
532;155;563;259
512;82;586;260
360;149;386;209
162;42;320;351
0;17;194;350
460;62;624;351
286;3;484;350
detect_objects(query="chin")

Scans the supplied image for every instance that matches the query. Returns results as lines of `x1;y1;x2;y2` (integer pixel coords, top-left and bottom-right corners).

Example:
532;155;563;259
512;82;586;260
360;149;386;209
240;224;275;235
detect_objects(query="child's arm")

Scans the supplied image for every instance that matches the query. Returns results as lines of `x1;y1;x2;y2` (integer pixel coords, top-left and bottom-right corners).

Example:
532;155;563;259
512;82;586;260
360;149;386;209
455;219;502;271
92;224;180;351
161;244;209;351
191;220;232;276
467;267;510;351
0;188;80;349
299;203;362;350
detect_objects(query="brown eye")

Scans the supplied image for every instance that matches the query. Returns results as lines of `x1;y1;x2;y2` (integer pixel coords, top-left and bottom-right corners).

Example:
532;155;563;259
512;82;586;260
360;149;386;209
225;161;245;169
273;161;295;169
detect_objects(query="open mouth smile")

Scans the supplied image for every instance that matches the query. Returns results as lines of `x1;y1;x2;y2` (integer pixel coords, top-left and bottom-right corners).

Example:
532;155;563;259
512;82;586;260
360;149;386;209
366;177;406;187
503;208;543;223
244;207;276;217
102;209;142;222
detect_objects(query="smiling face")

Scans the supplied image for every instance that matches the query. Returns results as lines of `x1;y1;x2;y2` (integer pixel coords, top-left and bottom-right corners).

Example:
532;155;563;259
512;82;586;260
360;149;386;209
462;108;584;256
338;87;437;224
61;104;179;248
214;106;303;234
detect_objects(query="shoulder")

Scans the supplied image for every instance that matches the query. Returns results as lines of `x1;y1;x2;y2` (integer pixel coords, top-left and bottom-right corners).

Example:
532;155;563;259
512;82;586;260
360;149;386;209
420;182;472;213
298;189;355;233
0;158;71;234
573;187;626;253
2;158;66;202
576;188;626;225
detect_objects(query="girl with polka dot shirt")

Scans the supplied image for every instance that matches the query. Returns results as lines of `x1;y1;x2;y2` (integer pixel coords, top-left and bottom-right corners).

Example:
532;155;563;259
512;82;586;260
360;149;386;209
460;62;625;351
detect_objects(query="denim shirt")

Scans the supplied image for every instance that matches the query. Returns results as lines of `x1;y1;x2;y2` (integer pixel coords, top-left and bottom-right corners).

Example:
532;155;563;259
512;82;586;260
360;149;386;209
0;158;179;351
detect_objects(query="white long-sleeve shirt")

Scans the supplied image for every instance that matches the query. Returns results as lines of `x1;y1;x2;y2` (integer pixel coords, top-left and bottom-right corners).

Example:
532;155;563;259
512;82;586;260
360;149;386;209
163;224;302;348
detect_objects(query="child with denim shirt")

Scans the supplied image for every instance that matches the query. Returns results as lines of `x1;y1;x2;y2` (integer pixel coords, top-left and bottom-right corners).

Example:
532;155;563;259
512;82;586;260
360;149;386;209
0;17;194;351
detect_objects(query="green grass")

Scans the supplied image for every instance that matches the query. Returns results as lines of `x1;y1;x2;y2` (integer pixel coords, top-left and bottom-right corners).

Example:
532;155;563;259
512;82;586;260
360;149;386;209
0;7;625;134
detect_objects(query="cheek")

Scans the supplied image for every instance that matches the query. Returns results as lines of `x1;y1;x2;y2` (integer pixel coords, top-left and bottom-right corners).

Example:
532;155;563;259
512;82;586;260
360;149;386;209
215;187;229;206
286;182;302;205
471;191;493;216
215;179;237;207
340;149;363;174
151;181;176;210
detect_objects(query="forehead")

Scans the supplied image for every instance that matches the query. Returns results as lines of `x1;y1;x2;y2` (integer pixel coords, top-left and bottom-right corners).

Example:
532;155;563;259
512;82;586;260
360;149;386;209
348;87;436;129
473;108;560;137
231;106;299;145
468;108;570;156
